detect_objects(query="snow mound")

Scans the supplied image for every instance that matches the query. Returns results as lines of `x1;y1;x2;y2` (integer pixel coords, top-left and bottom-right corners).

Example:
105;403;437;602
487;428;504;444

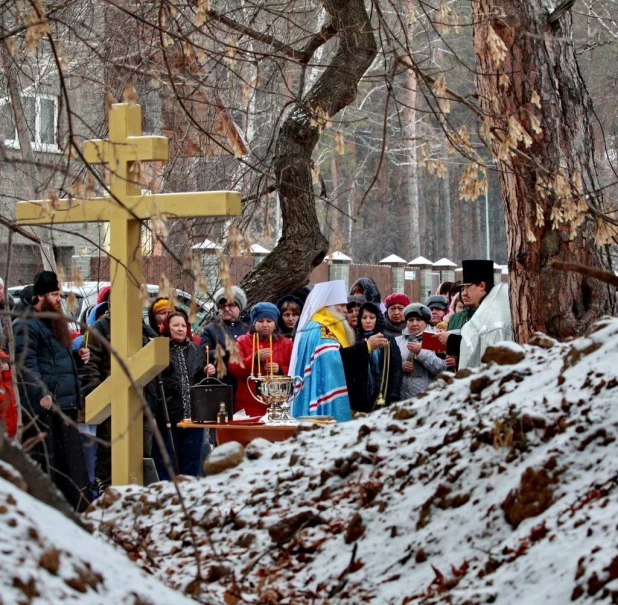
87;319;618;603
0;476;194;603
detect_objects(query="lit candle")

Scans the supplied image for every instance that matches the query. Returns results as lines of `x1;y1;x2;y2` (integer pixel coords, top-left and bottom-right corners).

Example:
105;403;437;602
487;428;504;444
206;345;210;372
250;333;255;376
257;332;261;375
269;334;273;377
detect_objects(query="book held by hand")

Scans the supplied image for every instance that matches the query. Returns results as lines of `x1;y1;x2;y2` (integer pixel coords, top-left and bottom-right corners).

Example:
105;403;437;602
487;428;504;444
422;331;446;354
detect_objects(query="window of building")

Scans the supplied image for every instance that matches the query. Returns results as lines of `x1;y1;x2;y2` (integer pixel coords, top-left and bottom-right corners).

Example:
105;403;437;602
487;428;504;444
0;92;59;152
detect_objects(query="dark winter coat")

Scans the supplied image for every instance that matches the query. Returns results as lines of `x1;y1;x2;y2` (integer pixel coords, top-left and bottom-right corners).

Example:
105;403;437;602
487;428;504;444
349;278;382;305
156;339;206;426
348;302;402;413
200;316;249;354
79;312;159;410
13;316;84;414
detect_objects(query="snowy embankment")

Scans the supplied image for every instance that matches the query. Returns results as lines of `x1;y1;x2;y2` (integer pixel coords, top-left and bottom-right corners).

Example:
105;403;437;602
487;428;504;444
0;469;195;603
86;320;618;604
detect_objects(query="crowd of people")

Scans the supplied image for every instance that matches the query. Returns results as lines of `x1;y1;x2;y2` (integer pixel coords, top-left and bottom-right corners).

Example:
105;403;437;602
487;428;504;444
0;258;513;510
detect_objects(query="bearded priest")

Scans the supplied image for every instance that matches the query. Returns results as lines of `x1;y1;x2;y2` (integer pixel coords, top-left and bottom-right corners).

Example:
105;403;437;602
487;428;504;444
289;280;388;421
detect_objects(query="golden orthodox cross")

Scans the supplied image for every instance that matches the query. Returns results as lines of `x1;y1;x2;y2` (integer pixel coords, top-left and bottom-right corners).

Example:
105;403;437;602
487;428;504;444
16;103;240;485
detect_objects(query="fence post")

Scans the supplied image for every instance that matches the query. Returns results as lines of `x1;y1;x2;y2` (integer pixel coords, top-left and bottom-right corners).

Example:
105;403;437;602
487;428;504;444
433;258;457;284
409;256;434;299
379;254;407;293
327;251;352;290
250;243;270;266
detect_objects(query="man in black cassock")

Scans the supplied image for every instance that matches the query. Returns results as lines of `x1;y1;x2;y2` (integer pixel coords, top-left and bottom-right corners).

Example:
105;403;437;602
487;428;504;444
13;271;91;511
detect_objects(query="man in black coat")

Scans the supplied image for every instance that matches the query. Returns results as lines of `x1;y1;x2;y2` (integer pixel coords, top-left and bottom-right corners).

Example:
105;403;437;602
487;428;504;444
13;271;91;511
199;286;249;394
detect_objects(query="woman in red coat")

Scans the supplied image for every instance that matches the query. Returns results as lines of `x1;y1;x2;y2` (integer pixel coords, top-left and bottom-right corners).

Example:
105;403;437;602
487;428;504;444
0;351;17;438
228;302;293;417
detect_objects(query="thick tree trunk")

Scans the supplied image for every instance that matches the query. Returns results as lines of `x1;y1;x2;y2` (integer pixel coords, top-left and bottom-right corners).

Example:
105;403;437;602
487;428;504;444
240;0;377;304
471;0;614;341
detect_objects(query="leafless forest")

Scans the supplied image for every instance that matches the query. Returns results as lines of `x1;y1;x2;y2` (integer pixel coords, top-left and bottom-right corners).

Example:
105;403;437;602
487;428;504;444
1;0;617;337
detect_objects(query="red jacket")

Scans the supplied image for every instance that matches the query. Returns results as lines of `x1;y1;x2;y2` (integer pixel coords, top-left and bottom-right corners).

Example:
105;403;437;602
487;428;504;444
228;333;293;417
0;352;17;438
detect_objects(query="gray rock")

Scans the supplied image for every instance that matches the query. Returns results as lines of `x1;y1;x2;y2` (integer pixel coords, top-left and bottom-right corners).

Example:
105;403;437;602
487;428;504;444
203;441;244;475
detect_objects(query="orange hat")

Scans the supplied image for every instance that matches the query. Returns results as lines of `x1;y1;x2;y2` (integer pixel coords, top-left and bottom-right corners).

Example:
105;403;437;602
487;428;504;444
152;298;172;314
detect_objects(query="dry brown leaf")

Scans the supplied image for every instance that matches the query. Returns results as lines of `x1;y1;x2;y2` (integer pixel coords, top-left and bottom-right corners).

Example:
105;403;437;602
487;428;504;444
486;25;507;69
531;90;541;109
66;292;78;313
335;131;345;155
215;343;229;378
158;273;172;300
25;0;51;55
71;266;84;287
459;164;488;201
228;226;243;257
122;83;138;106
432;74;451;114
188;297;199;324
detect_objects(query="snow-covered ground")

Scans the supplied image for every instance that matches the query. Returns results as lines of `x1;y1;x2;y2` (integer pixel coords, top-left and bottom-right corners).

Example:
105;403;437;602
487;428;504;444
78;319;617;603
0;469;195;603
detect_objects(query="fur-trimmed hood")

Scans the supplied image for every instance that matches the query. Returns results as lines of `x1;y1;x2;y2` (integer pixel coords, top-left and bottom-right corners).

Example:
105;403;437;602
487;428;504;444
349;277;382;305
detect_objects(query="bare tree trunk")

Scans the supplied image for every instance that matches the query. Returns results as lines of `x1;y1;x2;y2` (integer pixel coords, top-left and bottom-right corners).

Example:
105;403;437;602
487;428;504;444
453;188;462;261
442;167;454;260
402;67;420;258
471;0;614;341
472;198;481;258
241;0;377;303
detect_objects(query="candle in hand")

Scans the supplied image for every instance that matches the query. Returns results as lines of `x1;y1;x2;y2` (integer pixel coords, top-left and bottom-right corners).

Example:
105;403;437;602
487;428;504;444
257;332;261;375
250;333;255;376
269;334;273;377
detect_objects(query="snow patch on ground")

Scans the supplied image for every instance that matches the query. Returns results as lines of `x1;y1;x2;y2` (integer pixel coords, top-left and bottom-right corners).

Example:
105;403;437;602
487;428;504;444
0;476;195;603
87;319;618;603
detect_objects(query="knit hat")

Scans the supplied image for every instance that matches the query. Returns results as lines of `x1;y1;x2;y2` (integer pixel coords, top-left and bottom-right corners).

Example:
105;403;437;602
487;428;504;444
462;260;494;287
385;292;410;308
250;302;279;325
346;294;366;310
33;271;60;296
19;285;34;307
425;295;449;311
403;303;431;324
213;286;247;311
152;298;173;314
97;285;111;304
